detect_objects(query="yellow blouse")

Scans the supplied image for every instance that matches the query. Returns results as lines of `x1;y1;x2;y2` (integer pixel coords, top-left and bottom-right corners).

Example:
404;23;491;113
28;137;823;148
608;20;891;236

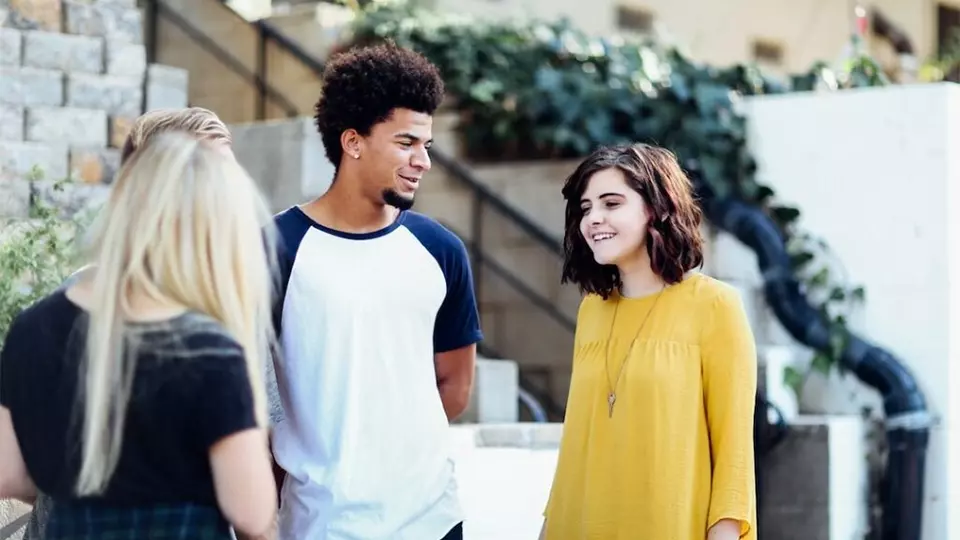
544;273;757;540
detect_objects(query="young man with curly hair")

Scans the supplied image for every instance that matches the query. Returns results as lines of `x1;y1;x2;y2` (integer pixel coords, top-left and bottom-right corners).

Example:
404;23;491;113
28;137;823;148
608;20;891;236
269;44;482;540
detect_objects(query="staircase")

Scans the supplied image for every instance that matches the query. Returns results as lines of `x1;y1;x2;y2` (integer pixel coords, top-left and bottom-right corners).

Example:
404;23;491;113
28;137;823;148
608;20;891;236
142;0;322;123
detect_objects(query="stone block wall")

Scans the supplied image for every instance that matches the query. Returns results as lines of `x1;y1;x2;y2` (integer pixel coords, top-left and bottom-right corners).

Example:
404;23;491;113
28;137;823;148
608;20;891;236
0;2;188;534
0;0;190;219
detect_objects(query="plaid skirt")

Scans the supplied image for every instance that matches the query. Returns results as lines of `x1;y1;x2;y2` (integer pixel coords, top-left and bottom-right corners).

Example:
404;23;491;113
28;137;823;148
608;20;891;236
43;500;233;540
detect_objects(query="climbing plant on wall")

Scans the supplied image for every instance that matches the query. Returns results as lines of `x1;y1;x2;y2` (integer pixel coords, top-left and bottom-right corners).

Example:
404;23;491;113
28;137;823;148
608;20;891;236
341;0;885;390
0;168;88;340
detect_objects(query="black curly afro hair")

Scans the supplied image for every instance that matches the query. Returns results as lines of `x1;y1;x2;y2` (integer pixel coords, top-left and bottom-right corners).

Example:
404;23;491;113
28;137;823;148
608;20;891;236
314;42;445;168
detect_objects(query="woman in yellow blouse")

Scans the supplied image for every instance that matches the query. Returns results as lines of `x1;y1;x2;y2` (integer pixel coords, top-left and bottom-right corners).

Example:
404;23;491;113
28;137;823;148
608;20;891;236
541;143;757;540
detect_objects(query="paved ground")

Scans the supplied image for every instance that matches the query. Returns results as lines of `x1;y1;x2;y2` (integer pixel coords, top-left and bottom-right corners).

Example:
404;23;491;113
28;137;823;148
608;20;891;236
451;437;559;539
0;430;560;540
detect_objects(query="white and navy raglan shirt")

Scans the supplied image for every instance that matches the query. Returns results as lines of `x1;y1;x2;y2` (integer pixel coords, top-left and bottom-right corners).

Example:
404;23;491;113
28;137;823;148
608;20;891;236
269;206;483;540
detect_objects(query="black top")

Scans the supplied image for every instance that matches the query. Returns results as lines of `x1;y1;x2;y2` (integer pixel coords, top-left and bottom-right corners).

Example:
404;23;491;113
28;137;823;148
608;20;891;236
0;290;258;507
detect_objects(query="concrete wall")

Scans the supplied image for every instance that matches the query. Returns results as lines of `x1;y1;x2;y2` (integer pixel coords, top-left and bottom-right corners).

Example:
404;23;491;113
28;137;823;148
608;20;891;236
458;357;520;424
229;116;333;212
740;82;960;540
621;0;958;76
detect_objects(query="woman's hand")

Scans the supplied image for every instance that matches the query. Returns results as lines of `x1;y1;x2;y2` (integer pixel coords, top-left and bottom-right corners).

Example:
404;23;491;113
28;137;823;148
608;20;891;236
707;518;742;540
0;407;37;502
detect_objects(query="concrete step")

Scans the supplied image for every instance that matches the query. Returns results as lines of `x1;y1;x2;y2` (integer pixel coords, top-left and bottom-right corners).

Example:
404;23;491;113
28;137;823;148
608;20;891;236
760;416;869;540
758;344;801;423
458;357;520;424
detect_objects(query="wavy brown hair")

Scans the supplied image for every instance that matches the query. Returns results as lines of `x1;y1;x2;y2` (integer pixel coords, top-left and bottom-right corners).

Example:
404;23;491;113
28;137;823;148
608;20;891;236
560;143;704;299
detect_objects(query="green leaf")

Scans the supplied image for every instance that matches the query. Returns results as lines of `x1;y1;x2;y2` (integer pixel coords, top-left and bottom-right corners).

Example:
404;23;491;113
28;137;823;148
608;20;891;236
468;79;504;103
810;353;832;376
698;155;730;198
790;251;815;269
828;287;846;301
754;185;775;204
829;328;846;359
809;267;830;288
770;205;801;225
851;286;866;302
783;366;805;396
693;83;733;116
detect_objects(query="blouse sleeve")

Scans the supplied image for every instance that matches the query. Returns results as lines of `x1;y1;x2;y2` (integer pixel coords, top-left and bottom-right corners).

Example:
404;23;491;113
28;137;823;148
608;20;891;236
192;347;260;450
701;285;758;536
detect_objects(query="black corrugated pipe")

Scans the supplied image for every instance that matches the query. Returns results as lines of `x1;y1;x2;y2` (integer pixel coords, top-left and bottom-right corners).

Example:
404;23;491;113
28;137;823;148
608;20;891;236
688;163;931;540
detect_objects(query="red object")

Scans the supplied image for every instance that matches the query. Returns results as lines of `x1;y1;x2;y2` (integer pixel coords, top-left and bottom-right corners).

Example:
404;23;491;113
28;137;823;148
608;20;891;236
856;11;869;35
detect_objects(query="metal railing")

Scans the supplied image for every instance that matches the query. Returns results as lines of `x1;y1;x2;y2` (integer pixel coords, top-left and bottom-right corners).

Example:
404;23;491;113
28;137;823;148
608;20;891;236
141;0;300;120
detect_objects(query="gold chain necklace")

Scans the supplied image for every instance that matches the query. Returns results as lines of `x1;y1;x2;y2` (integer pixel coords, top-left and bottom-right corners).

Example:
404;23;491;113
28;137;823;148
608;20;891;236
603;286;665;418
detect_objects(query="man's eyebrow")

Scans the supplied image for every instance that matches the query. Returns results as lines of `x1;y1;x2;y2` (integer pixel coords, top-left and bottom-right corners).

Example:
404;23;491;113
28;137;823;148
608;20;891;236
395;132;433;144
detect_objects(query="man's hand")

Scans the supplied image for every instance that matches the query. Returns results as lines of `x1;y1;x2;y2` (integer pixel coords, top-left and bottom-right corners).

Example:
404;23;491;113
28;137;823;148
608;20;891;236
434;344;476;421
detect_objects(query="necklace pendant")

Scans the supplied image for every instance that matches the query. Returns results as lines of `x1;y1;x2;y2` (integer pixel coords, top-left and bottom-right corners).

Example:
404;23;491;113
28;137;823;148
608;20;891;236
607;392;616;418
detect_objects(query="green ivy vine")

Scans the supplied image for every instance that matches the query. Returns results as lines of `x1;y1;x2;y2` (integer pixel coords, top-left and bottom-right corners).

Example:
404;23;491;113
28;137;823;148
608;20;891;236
342;0;887;394
0;167;88;341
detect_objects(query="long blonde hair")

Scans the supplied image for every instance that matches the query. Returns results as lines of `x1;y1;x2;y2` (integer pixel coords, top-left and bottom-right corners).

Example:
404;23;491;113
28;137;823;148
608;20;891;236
120;107;232;164
75;132;277;496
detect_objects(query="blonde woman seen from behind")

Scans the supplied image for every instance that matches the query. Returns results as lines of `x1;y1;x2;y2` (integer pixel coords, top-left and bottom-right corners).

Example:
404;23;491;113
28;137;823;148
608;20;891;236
0;132;279;540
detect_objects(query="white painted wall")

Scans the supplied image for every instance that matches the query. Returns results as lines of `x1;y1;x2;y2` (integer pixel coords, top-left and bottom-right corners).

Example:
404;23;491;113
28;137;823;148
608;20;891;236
733;82;960;540
823;416;869;540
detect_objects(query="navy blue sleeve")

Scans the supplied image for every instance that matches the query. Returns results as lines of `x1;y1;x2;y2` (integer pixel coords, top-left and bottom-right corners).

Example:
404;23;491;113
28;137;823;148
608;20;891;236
270;207;312;337
262;209;311;427
404;213;484;353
